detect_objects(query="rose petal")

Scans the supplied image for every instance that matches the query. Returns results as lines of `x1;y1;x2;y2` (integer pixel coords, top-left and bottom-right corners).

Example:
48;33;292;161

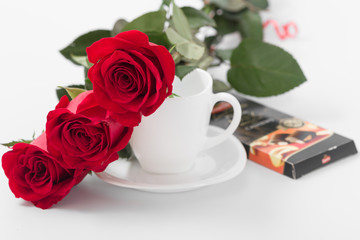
114;30;150;46
55;96;70;109
141;85;168;116
149;43;175;87
76;92;107;120
110;112;142;127
66;90;93;114
87;35;146;64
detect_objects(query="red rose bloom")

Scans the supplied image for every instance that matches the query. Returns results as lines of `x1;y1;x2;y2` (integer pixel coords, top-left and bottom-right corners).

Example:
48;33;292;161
87;30;175;127
46;91;133;172
2;134;87;209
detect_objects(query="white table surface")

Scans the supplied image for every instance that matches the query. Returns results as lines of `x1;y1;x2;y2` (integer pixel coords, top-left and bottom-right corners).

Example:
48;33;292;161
0;0;359;239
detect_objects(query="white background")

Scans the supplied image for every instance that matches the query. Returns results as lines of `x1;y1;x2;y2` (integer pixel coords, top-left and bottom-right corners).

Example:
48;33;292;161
0;0;359;239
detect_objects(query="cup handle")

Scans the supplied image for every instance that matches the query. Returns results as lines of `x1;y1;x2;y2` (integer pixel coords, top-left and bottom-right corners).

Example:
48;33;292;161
202;92;242;151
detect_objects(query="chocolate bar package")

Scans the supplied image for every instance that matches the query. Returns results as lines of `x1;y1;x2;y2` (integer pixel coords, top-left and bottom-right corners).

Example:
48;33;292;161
210;94;358;179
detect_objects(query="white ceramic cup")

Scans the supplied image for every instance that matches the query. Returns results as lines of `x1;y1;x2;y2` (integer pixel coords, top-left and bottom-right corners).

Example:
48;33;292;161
130;69;242;174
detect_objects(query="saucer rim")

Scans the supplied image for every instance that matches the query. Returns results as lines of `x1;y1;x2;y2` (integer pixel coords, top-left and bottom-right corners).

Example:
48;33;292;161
95;125;247;193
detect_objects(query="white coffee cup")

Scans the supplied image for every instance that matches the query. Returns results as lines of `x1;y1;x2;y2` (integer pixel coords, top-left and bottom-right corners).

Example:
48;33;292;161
130;69;242;174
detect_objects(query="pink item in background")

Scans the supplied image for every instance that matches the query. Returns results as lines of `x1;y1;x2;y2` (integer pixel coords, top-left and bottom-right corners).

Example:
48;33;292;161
263;20;298;40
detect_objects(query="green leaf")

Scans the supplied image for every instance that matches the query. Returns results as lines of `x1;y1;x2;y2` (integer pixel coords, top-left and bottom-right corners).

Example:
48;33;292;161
70;54;93;68
117;144;132;159
185;50;214;70
172;1;193;40
112;19;128;37
246;0;268;10
56;88;67;101
197;55;214;69
238;10;263;40
166;27;187;45
214;14;239;36
213;79;232;93
172;52;182;64
210;0;247;12
60;30;111;65
165;28;205;60
168;93;180;98
217;9;262;42
2;139;33;148
216;48;234;61
122;10;166;33
204;36;217;48
63;87;87;100
202;4;215;15
162;0;172;6
146;32;172;49
169;44;176;52
56;84;85;101
177;42;205;60
221;10;244;21
181;6;216;29
85;78;93;90
228;39;306;96
175;65;197;79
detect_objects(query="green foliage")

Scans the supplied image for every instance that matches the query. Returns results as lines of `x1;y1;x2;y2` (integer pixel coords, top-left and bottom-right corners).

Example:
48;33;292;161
117;144;132;159
2;139;33;148
146;32;172;49
237;10;263;40
175;65;197;79
85;78;93;90
228;39;306;96
195;55;214;69
120;11;172;48
162;0;172;7
209;0;247;12
213;79;232;93
60;30;111;65
215;48;234;61
166;28;205;60
214;14;239;36
168;93;180;98
162;1;207;62
209;0;268;11
204;36;217;49
112;19;128;36
62;87;87;100
122;10;166;33
172;1;192;40
181;7;216;29
56;84;85;101
59;0;306;102
70;54;93;68
214;8;263;40
246;0;269;10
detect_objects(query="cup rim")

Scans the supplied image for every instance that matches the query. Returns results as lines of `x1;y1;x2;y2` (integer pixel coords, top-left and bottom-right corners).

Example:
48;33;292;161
169;68;213;101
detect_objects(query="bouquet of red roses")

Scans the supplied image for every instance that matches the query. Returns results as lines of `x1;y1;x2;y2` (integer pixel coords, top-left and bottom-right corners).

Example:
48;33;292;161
2;30;175;209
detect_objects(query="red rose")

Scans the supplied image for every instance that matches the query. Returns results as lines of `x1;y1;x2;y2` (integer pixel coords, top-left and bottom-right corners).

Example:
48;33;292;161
2;133;87;209
46;91;133;172
87;30;175;127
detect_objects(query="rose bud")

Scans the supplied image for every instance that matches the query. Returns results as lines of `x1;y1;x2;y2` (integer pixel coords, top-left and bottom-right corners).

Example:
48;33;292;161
46;91;133;172
87;30;175;127
2;134;87;209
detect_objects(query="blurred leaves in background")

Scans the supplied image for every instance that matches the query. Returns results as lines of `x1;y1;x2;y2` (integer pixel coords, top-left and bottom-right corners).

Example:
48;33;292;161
60;0;306;98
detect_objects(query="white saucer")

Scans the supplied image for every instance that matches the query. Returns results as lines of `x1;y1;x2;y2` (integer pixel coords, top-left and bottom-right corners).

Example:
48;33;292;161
95;126;247;193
